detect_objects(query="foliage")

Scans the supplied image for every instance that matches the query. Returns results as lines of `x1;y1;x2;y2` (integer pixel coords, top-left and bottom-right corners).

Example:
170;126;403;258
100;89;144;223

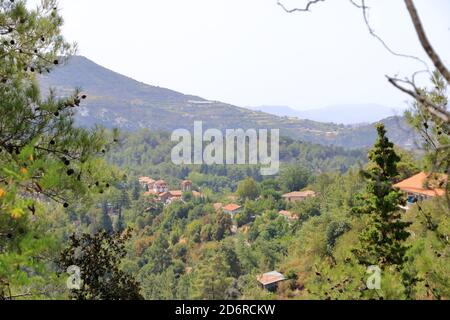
352;124;411;268
59;230;143;300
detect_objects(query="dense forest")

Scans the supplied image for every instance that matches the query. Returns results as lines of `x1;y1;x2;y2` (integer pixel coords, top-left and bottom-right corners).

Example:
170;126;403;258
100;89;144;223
1;0;449;301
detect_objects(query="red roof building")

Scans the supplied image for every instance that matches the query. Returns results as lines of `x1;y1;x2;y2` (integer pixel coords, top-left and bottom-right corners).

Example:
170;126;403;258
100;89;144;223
394;172;447;202
257;271;286;291
282;190;316;203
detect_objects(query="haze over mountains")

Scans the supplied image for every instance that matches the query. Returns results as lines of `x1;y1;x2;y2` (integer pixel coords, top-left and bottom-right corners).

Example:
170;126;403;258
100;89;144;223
39;56;418;149
249;104;406;125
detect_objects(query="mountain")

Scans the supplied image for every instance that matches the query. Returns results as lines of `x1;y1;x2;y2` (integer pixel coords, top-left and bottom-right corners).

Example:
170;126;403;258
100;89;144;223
39;56;418;149
250;104;405;125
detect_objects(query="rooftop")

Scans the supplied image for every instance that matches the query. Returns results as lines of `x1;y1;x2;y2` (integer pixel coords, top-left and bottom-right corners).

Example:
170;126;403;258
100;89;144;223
222;204;242;212
279;210;299;220
257;271;286;286
282;190;316;198
394;172;447;197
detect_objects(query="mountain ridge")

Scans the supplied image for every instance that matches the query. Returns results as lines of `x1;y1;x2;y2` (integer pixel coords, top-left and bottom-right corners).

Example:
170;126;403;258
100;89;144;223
39;56;418;149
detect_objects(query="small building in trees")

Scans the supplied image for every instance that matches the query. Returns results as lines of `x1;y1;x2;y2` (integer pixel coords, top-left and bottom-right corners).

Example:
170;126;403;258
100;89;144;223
138;176;155;191
278;210;299;222
282;191;316;203
257;271;286;291
181;180;193;192
394;172;447;204
222;204;242;217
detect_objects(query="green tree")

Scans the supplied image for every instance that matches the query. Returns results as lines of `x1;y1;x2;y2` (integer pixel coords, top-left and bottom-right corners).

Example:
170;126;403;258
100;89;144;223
59;230;143;300
237;177;260;201
280;165;310;192
100;201;113;234
193;253;233;300
0;0;117;298
352;124;411;268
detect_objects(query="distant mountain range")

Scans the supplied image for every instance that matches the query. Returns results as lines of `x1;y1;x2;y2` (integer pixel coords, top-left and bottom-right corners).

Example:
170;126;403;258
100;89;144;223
39;56;418;149
248;104;406;125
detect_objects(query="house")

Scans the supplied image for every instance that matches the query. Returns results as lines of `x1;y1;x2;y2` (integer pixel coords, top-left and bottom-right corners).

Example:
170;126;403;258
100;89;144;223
138;176;155;191
153;180;169;194
282;191;316;203
159;191;172;203
181;180;193;192
257;271;286;291
278;210;299;222
394;172;447;204
222;204;242;217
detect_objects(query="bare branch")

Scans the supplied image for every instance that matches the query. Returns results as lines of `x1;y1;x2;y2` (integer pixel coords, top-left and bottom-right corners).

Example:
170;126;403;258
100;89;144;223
350;0;428;69
277;0;325;13
404;0;450;85
387;76;450;124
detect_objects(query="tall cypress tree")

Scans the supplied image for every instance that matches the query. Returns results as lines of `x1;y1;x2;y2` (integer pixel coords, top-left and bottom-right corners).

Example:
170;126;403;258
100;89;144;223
352;124;411;269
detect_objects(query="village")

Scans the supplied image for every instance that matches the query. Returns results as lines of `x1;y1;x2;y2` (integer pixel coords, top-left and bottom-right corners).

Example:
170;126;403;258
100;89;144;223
137;171;448;292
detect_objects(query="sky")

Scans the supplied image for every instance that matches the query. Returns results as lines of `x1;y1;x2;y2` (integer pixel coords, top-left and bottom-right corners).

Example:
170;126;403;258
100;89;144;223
49;0;450;111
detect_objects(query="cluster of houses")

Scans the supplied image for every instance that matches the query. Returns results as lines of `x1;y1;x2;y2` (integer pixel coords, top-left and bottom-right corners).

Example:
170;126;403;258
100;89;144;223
139;177;202;204
138;171;447;292
257;172;449;292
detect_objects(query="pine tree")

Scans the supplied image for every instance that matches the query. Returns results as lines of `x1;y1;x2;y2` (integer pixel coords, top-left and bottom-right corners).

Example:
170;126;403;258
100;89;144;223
352;124;411;269
0;0;118;244
113;207;125;233
100;201;113;234
193;253;232;300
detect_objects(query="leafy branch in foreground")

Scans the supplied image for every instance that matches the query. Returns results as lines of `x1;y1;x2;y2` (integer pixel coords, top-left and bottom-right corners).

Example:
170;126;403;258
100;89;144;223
59;230;143;300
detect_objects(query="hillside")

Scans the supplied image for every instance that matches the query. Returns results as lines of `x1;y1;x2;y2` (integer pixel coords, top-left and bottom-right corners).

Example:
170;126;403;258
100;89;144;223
39;56;418;149
250;104;406;125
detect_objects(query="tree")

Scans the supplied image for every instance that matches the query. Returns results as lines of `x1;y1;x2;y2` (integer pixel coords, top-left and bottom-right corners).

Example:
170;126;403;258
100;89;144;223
113;207;125;233
193;253;233;300
280;165;310;192
144;234;172;274
59;230;143;300
100;201;113;234
0;0;117;297
237;177;260;201
352;124;411;268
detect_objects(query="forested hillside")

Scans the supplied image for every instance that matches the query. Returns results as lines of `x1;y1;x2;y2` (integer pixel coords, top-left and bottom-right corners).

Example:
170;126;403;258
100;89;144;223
39;56;418;149
1;0;448;302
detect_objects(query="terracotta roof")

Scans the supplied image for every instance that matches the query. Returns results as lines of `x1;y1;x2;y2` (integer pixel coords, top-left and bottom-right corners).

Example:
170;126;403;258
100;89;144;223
394;172;447;197
159;191;171;197
257;271;286;286
282;191;316;198
279;210;298;220
170;190;183;197
222;204;242;212
154;180;167;186
139;176;155;183
181;180;193;186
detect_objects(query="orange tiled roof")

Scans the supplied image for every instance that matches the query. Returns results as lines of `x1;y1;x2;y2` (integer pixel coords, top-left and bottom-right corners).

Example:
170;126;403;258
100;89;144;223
222;204;242;212
154;180;167;186
170;190;183;197
181;180;193;186
257;271;286;286
282;191;316;198
139;176;155;183
394;172;447;197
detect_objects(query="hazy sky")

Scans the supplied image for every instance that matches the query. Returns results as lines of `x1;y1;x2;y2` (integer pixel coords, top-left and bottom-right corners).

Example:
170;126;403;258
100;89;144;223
53;0;450;110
